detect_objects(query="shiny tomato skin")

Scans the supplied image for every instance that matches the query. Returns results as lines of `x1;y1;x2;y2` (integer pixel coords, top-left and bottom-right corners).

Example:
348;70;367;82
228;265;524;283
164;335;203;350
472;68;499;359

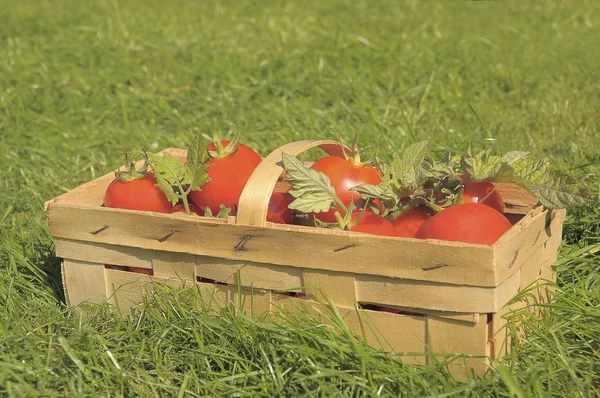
309;156;381;222
391;208;431;238
350;212;397;237
189;141;262;215
127;267;153;275
103;172;172;213
462;182;504;214
415;203;512;245
267;192;294;224
171;203;204;216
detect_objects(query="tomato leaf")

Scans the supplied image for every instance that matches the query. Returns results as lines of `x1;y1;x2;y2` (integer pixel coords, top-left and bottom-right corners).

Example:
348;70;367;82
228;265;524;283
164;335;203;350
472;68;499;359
460;142;515;182
351;182;399;210
515;160;594;208
148;133;211;212
147;152;186;206
281;152;342;214
428;150;462;178
216;204;232;218
390;140;431;189
501;151;530;166
185;133;211;191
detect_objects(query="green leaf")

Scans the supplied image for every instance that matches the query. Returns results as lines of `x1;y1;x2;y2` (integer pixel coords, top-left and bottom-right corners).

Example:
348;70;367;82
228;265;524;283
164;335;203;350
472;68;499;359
518;166;594;209
502;151;530;166
216;204;232;218
350;183;384;199
185;133;211;191
460;142;515;182
390;140;431;189
428;150;461;178
281;152;341;214
147;152;186;206
351;182;401;210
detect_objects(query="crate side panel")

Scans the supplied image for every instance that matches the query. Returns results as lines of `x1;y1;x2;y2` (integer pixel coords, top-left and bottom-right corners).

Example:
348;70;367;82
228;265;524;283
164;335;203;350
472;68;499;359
153;251;195;280
193;281;272;315
301;270;357;308
356;271;520;313
55;238;153;269
195;256;303;291
494;209;565;285
427;316;489;377
63;260;108;307
492;183;539;215
105;270;191;314
373;307;479;324
271;295;427;365
49;204;498;287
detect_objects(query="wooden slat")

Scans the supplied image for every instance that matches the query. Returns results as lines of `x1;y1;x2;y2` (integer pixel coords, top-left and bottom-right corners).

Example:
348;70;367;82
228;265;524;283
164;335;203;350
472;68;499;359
302;270;357;308
49;203;499;287
105;269;192;313
271;295;427;364
194;281;272;315
493;208;564;284
236;140;348;227
152;251;195;280
361;306;479;324
62;260;108;307
55;238;153;269
195;256;303;291
427;315;489;377
356;269;521;313
492;182;540;215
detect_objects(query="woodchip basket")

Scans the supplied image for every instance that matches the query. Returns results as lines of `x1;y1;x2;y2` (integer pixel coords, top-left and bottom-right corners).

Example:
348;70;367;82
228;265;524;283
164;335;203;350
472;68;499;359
45;140;566;376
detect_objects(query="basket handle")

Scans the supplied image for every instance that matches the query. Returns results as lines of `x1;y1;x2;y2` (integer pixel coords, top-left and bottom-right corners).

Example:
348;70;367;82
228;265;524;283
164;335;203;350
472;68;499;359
236;140;348;227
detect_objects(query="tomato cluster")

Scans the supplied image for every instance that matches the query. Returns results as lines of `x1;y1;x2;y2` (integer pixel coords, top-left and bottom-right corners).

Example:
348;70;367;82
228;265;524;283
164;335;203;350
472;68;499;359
102;137;517;248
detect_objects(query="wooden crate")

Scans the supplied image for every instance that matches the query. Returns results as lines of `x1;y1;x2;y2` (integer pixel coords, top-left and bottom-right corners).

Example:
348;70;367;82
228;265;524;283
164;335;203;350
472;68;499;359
46;140;566;377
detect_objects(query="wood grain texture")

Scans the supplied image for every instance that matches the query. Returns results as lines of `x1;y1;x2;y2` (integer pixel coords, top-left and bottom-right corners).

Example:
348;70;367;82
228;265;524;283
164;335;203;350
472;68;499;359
152;251;196;280
427;315;489;377
195;256;303;291
55;238;154;269
492;182;540;214
271;295;428;365
302;270;357;308
105;269;191;313
356;269;521;313
49;203;501;287
62;260;108;307
493;208;565;284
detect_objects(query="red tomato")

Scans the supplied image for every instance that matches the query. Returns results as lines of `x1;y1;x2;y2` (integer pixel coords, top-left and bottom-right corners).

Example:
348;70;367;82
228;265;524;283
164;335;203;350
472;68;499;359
462;182;504;214
189;140;262;215
349;212;396;237
171;203;204;216
104;172;172;213
309;156;381;222
415;203;512;245
104;264;127;271
127;267;153;275
267;192;294;224
391;208;431;238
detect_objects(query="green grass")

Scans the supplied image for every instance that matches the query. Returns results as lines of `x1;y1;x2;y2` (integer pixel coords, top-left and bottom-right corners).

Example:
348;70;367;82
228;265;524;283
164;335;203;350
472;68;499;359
1;0;599;395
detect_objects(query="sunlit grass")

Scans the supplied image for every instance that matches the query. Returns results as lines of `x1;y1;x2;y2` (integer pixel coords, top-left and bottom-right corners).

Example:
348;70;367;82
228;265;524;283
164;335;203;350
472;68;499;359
1;0;599;396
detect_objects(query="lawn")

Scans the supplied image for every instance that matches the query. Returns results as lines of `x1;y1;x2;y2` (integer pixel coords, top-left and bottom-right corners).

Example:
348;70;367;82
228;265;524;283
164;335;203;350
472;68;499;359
1;0;599;396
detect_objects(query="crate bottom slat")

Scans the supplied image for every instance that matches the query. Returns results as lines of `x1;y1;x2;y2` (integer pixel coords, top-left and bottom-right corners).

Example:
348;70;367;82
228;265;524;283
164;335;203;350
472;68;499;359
61;254;558;378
